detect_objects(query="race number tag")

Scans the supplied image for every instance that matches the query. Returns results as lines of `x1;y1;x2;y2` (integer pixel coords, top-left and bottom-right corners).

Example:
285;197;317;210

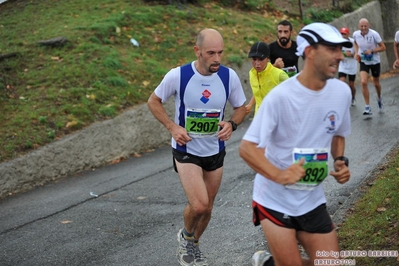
285;148;329;191
185;108;221;138
282;66;297;77
361;53;374;62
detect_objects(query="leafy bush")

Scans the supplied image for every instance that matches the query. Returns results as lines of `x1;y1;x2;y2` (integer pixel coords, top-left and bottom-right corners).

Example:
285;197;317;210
305;7;343;23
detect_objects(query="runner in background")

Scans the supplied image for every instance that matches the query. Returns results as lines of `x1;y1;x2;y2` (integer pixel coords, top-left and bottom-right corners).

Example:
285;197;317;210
245;41;289;116
338;27;357;106
353;18;386;115
269;20;299;78
393;30;399;69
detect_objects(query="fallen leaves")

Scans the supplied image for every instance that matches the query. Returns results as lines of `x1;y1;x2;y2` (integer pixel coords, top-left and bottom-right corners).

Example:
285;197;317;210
377;207;387;213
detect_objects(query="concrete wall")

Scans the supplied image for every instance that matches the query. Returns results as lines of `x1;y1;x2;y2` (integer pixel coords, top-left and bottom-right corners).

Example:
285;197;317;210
0;1;398;199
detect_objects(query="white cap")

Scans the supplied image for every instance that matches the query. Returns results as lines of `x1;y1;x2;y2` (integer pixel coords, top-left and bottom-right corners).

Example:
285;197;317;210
296;22;353;56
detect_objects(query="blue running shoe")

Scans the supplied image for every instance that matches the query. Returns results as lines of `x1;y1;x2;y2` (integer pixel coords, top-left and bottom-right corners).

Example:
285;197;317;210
363;106;372;115
377;97;383;112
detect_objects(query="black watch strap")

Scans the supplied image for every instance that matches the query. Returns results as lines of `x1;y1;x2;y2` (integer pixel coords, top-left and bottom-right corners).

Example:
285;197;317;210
334;156;349;167
228;120;237;131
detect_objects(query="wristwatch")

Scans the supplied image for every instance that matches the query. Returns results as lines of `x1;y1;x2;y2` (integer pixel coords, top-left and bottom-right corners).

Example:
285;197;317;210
228;120;237;131
334;156;349;167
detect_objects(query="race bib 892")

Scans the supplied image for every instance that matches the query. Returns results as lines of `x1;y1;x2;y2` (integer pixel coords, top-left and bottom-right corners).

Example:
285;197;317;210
285;148;329;191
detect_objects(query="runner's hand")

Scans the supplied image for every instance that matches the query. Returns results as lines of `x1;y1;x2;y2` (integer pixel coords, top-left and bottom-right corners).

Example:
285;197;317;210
245;104;252;115
274;58;285;69
170;124;192;146
330;160;350;184
217;121;233;141
278;158;305;185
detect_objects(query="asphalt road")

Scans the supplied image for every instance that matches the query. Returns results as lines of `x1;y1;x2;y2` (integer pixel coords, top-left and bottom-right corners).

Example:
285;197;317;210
0;77;398;266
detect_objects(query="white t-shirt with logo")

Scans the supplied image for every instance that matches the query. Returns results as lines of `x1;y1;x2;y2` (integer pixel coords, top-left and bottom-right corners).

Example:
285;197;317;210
339;37;357;75
154;62;246;157
353;29;382;65
242;75;351;216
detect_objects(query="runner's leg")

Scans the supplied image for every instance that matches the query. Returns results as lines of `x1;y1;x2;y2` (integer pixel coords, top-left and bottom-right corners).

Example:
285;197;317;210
175;160;209;235
297;230;340;263
194;167;223;240
260;218;310;266
360;71;370;105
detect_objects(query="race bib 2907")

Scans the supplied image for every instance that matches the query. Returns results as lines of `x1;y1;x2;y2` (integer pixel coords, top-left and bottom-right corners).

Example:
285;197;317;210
185;108;221;138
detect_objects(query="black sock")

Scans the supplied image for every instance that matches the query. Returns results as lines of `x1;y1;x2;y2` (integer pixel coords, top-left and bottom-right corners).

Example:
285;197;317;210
264;256;275;266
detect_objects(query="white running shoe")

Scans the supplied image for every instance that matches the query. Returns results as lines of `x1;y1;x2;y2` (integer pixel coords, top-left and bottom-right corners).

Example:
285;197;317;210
252;250;273;266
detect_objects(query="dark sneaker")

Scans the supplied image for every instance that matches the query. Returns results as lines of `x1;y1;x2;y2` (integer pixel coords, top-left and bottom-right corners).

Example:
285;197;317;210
177;229;195;266
377;97;383;112
363;106;372;115
193;242;208;266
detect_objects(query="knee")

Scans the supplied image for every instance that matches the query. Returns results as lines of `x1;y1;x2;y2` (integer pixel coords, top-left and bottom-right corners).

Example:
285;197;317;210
190;201;212;216
373;79;380;87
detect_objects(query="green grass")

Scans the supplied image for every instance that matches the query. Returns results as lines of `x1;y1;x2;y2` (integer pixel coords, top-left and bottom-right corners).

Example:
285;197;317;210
337;146;399;265
0;0;304;163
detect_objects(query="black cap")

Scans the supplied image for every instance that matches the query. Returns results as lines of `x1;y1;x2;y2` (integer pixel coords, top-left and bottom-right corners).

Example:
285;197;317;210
248;41;270;60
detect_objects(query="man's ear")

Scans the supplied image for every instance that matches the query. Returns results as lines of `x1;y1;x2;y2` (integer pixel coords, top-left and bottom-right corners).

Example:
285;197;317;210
194;45;200;57
304;45;315;60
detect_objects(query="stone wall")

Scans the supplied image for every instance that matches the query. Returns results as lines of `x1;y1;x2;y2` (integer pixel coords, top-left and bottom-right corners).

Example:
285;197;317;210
1;0;398;199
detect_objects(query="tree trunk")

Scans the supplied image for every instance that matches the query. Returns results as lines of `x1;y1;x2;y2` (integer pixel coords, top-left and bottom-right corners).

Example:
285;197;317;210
298;0;303;20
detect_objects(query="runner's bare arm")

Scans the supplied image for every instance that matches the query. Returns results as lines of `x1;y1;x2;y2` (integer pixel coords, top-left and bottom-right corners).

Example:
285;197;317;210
218;104;246;140
147;92;192;146
330;136;350;184
239;140;305;185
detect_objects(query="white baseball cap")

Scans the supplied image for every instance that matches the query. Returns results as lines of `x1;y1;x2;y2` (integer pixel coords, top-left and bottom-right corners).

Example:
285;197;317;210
296;22;353;56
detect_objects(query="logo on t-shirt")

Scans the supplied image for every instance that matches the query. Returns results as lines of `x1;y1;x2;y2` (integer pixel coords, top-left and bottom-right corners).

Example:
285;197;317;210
201;89;211;104
324;111;338;134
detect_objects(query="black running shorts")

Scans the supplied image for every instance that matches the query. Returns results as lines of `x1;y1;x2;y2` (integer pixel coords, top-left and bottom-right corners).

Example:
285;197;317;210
338;72;356;82
252;201;334;233
359;62;380;77
172;148;226;172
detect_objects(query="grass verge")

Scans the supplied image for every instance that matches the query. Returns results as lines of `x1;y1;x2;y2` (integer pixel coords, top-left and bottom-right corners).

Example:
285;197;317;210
337;143;399;265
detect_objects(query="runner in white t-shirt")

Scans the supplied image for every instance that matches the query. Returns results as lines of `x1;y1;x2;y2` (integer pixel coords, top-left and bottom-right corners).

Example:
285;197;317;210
393;30;399;69
148;28;246;266
338;27;357;106
353;18;386;116
240;23;351;266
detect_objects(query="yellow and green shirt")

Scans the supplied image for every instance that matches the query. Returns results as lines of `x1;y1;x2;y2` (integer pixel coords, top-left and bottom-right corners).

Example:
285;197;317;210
249;62;289;115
